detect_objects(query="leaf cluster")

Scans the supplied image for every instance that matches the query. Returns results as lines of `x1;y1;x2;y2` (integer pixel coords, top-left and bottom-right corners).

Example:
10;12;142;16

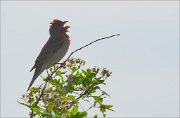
19;58;113;118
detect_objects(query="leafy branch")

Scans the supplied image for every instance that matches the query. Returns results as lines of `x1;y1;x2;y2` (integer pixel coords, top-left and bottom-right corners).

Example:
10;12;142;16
19;34;120;118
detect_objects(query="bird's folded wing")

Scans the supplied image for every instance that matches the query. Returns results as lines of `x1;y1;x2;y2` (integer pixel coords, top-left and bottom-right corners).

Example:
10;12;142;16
34;34;65;67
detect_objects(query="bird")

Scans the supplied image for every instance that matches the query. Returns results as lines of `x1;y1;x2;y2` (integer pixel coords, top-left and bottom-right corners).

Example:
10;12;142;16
27;19;70;91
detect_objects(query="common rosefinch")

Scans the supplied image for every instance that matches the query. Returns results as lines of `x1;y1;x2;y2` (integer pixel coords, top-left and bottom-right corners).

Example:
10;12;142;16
27;19;70;91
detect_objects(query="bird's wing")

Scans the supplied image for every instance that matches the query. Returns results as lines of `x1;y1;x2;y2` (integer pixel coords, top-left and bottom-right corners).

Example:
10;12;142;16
32;34;65;69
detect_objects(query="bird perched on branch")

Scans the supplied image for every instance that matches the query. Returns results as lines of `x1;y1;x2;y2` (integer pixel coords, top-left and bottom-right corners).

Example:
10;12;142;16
28;19;70;91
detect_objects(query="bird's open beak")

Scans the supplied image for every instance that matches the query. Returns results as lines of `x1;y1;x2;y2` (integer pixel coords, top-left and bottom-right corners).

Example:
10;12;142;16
63;21;68;24
65;26;70;32
66;26;70;29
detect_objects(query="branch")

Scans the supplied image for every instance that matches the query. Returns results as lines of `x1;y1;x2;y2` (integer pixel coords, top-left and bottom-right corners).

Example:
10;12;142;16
30;33;120;118
66;34;120;61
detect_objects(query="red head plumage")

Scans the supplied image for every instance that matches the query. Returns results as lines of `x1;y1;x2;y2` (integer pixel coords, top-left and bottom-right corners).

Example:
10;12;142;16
49;19;69;35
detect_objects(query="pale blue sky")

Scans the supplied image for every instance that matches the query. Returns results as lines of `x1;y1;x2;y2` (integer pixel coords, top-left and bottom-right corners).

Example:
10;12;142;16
1;1;179;117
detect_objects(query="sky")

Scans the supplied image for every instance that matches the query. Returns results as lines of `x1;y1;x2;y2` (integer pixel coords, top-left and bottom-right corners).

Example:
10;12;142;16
1;1;179;117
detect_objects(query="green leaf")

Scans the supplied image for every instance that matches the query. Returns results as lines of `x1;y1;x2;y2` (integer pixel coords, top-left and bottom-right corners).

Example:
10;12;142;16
68;95;78;103
97;79;105;84
53;107;60;117
83;68;95;78
93;96;103;105
17;101;30;108
101;104;113;110
28;97;34;104
84;77;92;85
71;105;78;114
60;96;69;101
76;112;87;118
93;86;100;90
103;113;106;117
56;70;67;76
73;76;84;85
51;79;60;88
89;89;96;93
86;68;91;74
72;67;78;73
74;71;81;77
89;86;100;94
30;87;39;93
67;106;87;118
90;72;96;78
47;102;55;111
100;104;113;114
82;69;88;76
56;70;61;75
101;90;110;97
93;114;98;118
32;107;44;115
60;95;78;103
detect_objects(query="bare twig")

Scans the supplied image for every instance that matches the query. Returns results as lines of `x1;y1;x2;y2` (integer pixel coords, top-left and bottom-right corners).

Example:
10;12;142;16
30;34;120;118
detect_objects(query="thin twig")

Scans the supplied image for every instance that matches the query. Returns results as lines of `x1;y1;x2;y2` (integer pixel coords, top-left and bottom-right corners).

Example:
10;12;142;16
30;34;120;118
65;34;120;62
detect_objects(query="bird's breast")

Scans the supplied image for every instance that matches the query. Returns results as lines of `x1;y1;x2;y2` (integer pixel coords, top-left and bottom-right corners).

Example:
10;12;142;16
44;37;69;69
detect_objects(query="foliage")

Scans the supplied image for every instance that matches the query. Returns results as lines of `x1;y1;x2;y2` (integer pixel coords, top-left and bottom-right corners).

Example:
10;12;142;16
19;58;113;118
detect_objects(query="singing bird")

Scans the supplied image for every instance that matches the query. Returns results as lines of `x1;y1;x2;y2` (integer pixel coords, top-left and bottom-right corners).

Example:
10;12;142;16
28;19;70;91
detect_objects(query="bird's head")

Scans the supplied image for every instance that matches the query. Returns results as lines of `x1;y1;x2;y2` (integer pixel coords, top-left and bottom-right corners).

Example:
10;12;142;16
50;19;68;26
49;19;69;35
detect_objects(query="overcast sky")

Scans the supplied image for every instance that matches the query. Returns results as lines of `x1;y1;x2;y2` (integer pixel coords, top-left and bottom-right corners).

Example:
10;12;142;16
1;1;179;117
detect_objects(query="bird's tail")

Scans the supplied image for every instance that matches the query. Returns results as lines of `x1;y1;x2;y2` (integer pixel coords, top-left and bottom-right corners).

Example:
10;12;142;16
27;66;43;91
